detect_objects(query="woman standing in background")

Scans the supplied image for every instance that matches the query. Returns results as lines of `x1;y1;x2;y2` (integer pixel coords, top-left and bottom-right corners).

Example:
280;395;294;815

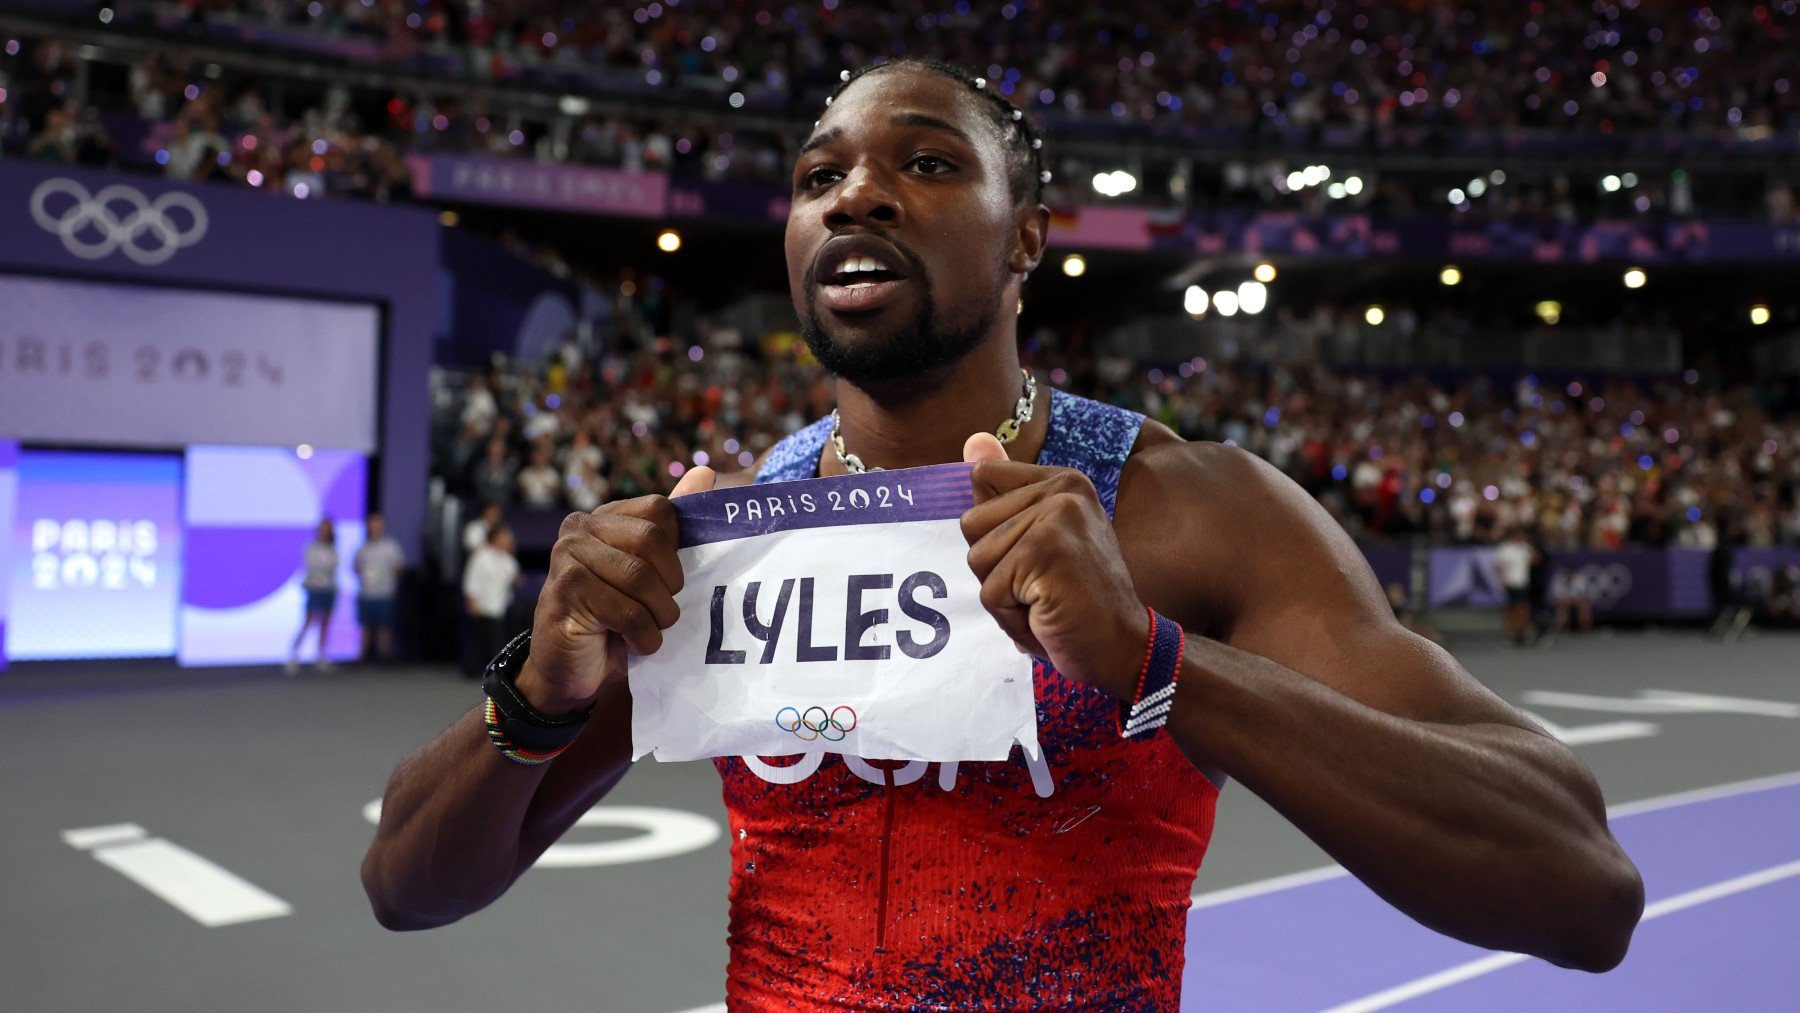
287;518;339;674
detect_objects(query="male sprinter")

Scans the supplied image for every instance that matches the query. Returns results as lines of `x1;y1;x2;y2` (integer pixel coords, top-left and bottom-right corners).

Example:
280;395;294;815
363;59;1642;1007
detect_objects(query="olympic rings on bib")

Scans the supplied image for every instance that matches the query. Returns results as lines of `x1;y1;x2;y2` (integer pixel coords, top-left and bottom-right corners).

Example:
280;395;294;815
775;705;858;743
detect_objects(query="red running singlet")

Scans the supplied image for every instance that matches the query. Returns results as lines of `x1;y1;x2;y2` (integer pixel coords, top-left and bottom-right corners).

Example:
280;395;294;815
714;658;1219;1010
718;393;1220;1010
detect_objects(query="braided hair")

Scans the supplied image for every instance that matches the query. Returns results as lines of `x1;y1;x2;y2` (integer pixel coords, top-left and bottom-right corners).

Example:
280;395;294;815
813;58;1050;207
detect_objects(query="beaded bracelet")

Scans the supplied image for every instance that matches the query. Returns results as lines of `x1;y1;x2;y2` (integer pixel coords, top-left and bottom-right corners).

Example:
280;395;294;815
1119;606;1185;740
483;697;575;765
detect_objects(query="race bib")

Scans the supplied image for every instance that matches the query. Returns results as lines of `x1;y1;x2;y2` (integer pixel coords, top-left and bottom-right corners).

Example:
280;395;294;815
628;463;1038;763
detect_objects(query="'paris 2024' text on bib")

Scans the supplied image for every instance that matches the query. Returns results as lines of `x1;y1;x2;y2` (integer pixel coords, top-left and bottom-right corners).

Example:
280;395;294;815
628;463;1039;764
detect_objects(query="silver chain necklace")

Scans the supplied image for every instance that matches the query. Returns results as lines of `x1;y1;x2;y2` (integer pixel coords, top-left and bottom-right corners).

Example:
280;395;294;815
830;369;1038;474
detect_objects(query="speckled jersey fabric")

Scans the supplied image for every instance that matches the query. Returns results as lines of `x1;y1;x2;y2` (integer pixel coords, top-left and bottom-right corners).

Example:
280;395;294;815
717;387;1219;1010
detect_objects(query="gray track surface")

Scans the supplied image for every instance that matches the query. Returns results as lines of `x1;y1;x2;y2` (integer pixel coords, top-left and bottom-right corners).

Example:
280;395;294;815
3;631;1796;1012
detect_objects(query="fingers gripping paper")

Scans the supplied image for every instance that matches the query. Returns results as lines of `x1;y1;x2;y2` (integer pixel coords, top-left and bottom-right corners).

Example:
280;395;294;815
629;463;1038;763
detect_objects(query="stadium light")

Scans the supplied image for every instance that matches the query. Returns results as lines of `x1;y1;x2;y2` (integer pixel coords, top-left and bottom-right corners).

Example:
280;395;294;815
1623;267;1647;289
1285;170;1307;191
1364;305;1385;326
1213;289;1240;316
1183;285;1209;316
1327;182;1347;199
1343;176;1365;196
1467;178;1487;198
657;229;682;253
1448;188;1466;205
1062;253;1086;278
1253;262;1277;283
1602;175;1622;192
1237;280;1268;315
1535;300;1562;324
1439;265;1463;286
1750;304;1771;326
558;95;591;116
1091;170;1137;197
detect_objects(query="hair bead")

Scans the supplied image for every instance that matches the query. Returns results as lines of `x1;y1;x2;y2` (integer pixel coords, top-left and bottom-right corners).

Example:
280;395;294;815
840;69;851;82
1040;170;1052;183
974;77;987;89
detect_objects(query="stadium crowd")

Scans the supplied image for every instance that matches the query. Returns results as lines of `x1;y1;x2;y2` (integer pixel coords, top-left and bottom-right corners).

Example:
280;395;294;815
141;0;1800;137
5;2;1800;218
430;327;1800;554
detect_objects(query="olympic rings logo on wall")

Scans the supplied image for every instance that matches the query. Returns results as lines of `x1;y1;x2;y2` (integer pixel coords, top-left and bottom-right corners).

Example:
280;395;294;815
775;705;858;743
29;178;209;266
1560;563;1635;608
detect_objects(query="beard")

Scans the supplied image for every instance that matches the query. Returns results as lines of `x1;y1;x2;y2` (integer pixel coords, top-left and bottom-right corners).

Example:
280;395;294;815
800;269;998;387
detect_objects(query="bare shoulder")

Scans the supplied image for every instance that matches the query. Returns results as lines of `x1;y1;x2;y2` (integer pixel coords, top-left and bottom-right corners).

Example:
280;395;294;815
1113;424;1377;634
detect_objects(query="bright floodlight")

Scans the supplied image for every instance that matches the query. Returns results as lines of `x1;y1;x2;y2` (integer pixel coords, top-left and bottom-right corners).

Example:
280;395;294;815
1364;305;1385;326
1750;304;1771;326
1254;262;1277;283
1213;289;1240;316
1062;253;1086;278
1602;175;1622;192
1535;300;1562;324
1327;182;1347;199
1448;188;1466;205
1623;267;1647;289
1091;170;1137;197
1285;170;1306;191
657;229;682;253
1440;265;1463;286
1183;285;1209;316
1237;280;1268;315
1344;175;1364;196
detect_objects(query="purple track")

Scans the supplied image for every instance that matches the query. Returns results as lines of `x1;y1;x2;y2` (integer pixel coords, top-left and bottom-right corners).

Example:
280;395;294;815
1181;777;1800;1011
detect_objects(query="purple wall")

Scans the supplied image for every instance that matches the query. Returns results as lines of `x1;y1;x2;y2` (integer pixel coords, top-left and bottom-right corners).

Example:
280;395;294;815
0;160;439;560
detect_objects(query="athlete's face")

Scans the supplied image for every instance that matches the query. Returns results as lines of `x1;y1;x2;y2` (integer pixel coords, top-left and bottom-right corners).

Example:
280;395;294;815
786;67;1045;385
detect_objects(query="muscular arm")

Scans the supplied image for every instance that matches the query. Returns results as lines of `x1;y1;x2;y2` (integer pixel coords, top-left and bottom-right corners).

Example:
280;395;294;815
359;685;634;930
361;462;762;930
1117;441;1643;971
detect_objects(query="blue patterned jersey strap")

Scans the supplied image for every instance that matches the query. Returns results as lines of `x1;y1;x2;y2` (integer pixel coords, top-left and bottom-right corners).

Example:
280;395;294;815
1034;389;1144;521
754;415;831;484
753;389;1145;519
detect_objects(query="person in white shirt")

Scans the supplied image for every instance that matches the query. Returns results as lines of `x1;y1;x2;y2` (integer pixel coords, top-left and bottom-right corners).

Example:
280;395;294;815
463;502;503;556
287;519;339;674
354;513;407;664
517;445;562;508
1492;527;1536;646
461;525;520;678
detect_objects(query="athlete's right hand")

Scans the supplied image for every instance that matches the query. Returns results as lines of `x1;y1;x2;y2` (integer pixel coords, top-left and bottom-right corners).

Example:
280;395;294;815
514;466;716;714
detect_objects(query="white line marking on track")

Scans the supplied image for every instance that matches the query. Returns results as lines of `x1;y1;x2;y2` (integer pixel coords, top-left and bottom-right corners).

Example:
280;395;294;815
1316;858;1800;1013
1522;689;1800;718
1191;864;1350;907
1187;769;1800;908
64;825;292;927
669;1005;727;1013
61;823;148;850
1520;710;1660;746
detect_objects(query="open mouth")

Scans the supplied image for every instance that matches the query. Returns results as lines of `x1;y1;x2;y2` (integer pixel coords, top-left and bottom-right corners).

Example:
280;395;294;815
814;240;916;314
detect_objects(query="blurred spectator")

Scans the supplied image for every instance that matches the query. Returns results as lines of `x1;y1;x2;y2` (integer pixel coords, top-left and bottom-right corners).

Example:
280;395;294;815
288;518;340;674
463;502;504;554
1494;528;1536;646
354;512;406;664
462;524;521;678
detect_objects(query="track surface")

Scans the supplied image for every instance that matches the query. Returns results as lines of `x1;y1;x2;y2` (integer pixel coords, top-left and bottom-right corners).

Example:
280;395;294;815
3;631;1796;1011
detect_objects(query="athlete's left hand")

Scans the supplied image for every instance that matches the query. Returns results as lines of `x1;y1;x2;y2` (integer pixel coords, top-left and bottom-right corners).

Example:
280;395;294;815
961;432;1148;701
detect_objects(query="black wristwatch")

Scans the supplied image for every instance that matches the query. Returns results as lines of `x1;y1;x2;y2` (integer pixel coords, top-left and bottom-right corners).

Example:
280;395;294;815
481;630;595;752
